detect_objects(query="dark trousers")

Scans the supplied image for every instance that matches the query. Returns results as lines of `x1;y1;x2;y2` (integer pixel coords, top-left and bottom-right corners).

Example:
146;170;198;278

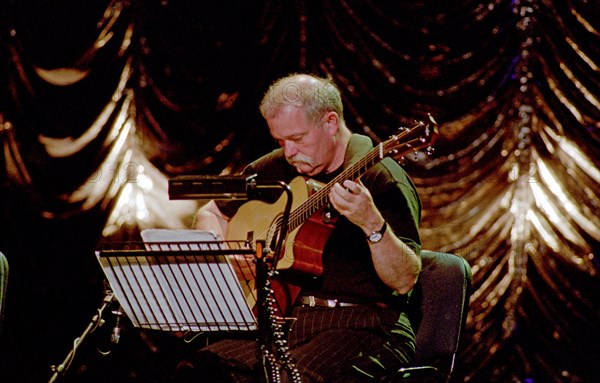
175;305;415;383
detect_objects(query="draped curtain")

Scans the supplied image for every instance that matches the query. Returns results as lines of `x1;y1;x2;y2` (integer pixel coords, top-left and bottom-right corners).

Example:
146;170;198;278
1;1;598;382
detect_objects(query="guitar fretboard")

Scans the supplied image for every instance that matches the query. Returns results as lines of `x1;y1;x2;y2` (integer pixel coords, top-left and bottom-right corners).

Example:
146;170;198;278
271;117;435;237
287;144;385;231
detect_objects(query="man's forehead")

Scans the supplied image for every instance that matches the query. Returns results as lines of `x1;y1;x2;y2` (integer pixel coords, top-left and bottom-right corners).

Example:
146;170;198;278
269;123;309;140
268;104;305;124
269;113;313;139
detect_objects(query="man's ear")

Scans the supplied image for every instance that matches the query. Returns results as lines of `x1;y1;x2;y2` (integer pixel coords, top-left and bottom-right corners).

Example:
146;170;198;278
323;111;339;135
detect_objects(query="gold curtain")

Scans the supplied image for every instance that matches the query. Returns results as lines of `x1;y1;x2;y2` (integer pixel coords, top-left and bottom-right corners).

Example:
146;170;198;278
1;1;598;382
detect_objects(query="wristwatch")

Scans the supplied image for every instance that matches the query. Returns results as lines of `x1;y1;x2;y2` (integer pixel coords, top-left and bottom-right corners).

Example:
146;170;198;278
367;221;387;243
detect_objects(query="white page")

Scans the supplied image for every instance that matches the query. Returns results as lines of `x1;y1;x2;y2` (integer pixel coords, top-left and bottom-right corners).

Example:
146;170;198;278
96;229;257;332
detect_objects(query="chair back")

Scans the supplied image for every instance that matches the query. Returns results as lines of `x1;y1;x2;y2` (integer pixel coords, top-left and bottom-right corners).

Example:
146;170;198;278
407;250;472;374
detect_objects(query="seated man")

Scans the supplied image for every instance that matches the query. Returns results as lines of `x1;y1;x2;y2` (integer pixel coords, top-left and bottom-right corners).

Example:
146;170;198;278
176;73;422;383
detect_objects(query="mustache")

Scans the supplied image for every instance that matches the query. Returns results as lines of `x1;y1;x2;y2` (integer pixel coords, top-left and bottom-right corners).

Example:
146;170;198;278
286;154;315;167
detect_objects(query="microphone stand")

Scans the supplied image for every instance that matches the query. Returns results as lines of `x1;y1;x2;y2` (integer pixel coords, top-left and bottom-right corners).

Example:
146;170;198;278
48;291;116;382
249;181;301;383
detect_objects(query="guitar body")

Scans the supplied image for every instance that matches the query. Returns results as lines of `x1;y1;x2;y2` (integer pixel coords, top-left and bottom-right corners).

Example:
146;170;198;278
292;211;335;275
227;176;332;275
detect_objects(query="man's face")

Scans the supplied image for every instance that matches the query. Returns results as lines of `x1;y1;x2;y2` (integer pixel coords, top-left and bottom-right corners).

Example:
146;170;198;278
267;105;336;177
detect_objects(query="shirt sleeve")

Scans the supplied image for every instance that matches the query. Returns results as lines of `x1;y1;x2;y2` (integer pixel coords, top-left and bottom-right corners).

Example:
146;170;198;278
364;157;422;256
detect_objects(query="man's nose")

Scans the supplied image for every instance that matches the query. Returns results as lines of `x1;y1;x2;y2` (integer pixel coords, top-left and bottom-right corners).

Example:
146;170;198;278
283;140;298;157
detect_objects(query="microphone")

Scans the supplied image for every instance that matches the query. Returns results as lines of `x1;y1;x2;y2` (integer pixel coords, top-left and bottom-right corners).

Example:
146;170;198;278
168;174;255;200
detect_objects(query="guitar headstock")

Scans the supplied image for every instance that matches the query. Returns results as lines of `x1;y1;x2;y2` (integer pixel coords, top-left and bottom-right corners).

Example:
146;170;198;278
383;114;438;161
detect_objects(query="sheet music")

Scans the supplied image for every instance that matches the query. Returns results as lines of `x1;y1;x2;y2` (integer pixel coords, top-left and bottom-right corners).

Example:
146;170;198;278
96;229;257;332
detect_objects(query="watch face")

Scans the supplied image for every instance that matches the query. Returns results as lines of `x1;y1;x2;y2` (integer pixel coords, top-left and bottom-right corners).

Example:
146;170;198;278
369;232;383;243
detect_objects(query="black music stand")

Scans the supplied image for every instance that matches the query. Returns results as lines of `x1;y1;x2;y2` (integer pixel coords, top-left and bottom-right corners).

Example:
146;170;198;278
96;238;259;332
48;176;296;382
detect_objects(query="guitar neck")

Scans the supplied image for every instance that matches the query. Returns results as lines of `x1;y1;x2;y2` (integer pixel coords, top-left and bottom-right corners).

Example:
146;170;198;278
287;145;384;232
284;117;437;233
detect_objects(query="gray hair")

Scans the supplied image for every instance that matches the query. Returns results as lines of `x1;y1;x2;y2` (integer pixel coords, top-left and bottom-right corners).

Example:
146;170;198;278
259;74;345;125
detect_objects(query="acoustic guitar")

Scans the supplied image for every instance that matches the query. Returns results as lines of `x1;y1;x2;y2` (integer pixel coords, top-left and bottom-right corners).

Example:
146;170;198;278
227;115;438;281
